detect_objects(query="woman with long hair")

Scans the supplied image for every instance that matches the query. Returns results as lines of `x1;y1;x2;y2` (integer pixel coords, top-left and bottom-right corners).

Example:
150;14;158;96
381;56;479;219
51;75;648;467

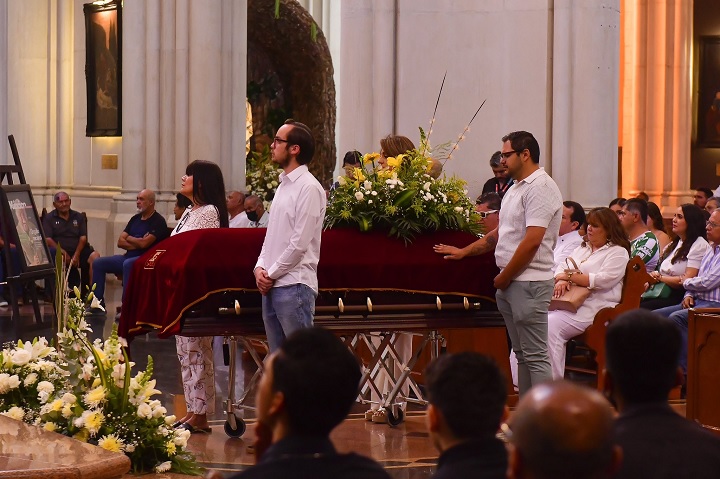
642;204;709;310
547;207;630;379
172;160;228;433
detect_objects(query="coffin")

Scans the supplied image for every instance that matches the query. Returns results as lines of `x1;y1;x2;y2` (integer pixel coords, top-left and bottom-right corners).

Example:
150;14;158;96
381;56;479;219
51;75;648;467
119;228;500;339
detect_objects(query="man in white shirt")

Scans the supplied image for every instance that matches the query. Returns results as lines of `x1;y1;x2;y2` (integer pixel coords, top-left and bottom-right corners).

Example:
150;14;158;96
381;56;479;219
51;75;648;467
228;190;250;228
554;200;585;270
434;131;562;394
254;120;326;352
243;195;269;228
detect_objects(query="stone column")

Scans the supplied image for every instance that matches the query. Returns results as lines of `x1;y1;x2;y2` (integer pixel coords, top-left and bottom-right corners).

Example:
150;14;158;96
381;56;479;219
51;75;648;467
621;0;693;208
550;0;621;208
0;1;7;165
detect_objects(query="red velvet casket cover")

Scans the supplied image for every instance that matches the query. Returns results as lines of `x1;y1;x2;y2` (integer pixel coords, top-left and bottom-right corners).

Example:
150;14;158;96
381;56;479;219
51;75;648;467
119;228;499;339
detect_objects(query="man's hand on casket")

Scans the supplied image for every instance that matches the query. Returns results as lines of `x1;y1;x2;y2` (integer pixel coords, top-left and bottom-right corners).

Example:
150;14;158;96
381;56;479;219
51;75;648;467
254;267;274;295
433;243;467;260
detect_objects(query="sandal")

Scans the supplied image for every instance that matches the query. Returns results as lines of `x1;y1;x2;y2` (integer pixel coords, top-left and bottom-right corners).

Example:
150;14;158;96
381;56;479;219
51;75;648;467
181;423;212;434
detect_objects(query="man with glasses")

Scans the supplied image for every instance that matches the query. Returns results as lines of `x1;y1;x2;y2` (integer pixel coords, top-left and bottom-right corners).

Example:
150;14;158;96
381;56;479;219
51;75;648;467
254;119;326;352
653;208;720;387
617;198;659;273
434;131;562;394
475;192;501;236
481;151;514;199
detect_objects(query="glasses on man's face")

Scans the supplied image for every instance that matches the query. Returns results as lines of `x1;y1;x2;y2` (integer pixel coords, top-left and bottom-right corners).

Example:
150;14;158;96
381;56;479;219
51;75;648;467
500;150;519;159
477;210;498;219
707;221;720;229
273;137;290;145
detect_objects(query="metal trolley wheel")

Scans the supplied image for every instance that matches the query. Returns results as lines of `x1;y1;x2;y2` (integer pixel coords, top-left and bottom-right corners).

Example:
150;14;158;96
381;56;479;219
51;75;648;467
387;409;404;427
224;414;246;437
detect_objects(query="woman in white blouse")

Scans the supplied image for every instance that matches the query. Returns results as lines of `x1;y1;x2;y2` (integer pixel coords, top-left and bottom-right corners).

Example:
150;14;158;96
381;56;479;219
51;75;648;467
172;160;229;433
641;204;709;310
548;207;631;380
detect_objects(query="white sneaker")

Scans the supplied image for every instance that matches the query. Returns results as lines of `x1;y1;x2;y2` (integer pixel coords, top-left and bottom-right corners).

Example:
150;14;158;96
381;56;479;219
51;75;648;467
0;301;8;307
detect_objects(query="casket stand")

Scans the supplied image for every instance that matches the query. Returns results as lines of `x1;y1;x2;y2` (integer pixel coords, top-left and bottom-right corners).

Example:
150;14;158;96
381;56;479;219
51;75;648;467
120;228;511;434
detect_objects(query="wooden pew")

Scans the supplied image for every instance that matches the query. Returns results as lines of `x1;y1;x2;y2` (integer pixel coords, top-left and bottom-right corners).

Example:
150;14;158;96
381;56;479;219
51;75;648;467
566;256;652;390
687;308;720;435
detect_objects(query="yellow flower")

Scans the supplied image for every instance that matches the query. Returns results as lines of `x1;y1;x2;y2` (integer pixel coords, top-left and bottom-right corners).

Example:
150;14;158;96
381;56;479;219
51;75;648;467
73;429;89;442
353;168;366;182
363;152;380;164
166;440;177;455
98;434;124;453
84;386;107;407
84;411;105;434
386;156;402;169
50;399;63;412
43;422;57;432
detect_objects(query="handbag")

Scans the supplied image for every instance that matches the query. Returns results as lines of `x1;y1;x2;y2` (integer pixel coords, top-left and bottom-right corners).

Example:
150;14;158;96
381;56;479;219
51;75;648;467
641;281;672;299
549;257;591;313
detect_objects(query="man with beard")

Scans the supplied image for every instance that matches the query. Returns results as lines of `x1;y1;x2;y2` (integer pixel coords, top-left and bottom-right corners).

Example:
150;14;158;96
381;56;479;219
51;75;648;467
254;119;326;352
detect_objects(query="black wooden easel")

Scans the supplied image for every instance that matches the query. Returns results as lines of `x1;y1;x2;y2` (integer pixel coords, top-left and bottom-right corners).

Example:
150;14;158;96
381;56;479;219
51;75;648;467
0;135;56;333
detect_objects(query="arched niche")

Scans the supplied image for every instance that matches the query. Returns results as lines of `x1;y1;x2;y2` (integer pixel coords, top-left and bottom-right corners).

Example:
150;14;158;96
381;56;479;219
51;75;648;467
247;0;336;188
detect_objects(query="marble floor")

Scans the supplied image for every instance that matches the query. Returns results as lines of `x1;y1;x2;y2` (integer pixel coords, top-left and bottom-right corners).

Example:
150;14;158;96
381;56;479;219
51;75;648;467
0;279;688;479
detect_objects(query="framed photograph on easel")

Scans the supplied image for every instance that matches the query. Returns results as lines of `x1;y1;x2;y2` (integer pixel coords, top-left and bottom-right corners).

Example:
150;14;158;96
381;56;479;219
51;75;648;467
0;185;52;272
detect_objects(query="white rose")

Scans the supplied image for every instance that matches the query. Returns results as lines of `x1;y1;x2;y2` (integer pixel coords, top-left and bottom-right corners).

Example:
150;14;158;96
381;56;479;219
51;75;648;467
165;415;177;426
371;191;378;196
337;176;346;186
6;375;20;391
363;180;372;190
423;182;431;191
354;192;364;201
11;349;31;366
454;206;463;212
137;402;153;419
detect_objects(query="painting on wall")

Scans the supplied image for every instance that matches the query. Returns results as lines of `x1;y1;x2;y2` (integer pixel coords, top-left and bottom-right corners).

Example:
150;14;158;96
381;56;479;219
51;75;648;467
699;36;720;147
83;1;122;137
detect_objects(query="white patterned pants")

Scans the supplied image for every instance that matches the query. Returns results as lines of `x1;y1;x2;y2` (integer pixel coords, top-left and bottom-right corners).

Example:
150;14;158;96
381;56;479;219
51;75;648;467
176;335;215;415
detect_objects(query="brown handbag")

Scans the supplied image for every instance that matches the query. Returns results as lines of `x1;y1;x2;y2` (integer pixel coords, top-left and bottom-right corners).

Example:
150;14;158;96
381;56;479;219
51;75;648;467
549;257;591;313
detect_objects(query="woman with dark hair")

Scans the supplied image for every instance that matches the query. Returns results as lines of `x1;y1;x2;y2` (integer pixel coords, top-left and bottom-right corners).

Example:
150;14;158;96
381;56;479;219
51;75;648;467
642;204;709;310
172;159;228;433
608;197;626;215
647;202;671;252
546;207;630;379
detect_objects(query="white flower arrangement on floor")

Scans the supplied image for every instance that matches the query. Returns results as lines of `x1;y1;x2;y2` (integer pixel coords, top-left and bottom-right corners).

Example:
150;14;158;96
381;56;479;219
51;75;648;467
0;255;202;475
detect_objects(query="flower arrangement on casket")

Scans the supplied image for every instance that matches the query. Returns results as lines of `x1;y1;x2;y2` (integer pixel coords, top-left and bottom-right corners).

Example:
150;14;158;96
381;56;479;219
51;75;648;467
325;128;482;243
0;260;202;475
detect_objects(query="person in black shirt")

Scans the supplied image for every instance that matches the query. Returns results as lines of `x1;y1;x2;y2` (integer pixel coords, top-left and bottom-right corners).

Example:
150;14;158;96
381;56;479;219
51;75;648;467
481;151;513;199
605;309;720;479
226;327;390;479
425;352;508;479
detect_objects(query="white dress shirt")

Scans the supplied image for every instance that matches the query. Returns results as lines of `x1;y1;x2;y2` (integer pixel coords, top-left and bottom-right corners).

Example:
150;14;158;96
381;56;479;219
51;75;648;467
554;230;584;271
229;212;250;228
255;165;326;293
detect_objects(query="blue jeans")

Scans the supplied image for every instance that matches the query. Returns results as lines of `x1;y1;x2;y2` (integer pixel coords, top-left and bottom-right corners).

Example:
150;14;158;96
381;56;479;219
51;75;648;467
496;279;554;395
91;255;140;305
653;299;720;374
262;283;317;352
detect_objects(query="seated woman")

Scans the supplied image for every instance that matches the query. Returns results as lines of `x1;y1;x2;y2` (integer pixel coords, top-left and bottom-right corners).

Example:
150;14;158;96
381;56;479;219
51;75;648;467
647;201;672;252
547;207;630;380
640;204;709;310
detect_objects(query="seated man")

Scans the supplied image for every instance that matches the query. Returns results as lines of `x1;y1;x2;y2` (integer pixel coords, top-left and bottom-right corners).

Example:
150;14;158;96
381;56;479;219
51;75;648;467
694;187;714;209
425;352;507;479
227;190;250;228
507;381;621;479
475;192;501;236
618;198;659;273
554;200;585;270
228;327;390;479
653;207;720;384
42;191;100;295
243;195;269;228
87;189;168;315
605;309;720;479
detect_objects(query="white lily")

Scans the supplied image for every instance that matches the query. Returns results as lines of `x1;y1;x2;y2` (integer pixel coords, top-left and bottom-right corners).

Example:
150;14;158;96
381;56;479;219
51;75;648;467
89;295;105;312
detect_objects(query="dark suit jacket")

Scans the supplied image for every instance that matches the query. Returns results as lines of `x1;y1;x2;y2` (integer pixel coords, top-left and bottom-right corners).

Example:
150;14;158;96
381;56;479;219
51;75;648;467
432;437;507;479
614;402;720;479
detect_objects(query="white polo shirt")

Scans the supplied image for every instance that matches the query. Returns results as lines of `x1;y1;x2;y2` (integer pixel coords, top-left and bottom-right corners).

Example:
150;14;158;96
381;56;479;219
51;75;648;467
255;165;326;292
495;167;562;281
